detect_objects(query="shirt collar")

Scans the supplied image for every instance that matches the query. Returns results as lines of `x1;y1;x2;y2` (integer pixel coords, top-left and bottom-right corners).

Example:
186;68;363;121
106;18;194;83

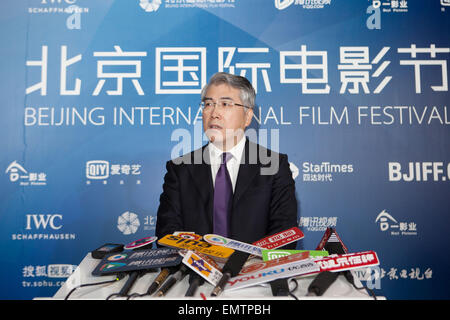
208;135;246;164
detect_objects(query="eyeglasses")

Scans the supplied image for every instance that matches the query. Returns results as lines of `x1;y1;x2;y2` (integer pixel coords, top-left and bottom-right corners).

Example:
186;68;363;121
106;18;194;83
200;99;249;111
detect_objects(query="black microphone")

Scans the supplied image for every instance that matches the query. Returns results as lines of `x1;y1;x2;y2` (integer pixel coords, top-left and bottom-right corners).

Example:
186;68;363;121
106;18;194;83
185;272;205;297
306;271;340;296
117;242;156;296
91;243;124;259
307;228;347;296
269;278;290;296
211;251;249;297
324;240;346;254
323;228;361;288
118;271;143;296
146;266;178;296
155;264;189;297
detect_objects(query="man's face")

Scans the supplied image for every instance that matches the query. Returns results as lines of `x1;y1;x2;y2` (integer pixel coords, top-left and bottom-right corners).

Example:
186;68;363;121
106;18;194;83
202;83;253;150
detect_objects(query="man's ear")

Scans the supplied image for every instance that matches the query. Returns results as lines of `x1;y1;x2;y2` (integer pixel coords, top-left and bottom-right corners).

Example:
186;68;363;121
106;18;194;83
244;108;254;127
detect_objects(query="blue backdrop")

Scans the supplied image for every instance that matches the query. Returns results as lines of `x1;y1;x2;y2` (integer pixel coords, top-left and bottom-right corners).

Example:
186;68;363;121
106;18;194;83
1;0;449;299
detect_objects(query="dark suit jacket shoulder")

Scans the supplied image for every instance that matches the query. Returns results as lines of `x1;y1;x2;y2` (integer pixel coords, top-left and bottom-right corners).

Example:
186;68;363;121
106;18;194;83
155;139;298;246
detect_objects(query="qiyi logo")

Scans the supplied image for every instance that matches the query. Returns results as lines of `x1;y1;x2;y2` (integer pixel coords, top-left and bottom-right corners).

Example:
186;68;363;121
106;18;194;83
117;211;140;235
375;210;417;236
5;161;47;186
86;160;109;180
86;160;142;185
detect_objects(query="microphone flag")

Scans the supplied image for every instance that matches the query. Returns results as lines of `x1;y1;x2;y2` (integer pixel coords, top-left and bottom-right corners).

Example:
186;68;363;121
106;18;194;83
92;247;182;275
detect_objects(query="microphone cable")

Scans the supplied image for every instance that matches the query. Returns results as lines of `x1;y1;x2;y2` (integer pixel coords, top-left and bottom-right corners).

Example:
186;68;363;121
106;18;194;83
343;270;377;300
269;277;299;300
105;270;151;300
288;278;299;300
64;273;125;300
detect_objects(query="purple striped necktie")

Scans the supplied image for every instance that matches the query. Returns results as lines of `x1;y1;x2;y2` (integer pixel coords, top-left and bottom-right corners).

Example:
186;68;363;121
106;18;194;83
213;152;233;237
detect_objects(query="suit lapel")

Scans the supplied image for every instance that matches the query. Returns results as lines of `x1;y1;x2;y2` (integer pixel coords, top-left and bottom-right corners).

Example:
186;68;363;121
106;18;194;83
188;145;214;226
233;139;260;207
189;145;213;201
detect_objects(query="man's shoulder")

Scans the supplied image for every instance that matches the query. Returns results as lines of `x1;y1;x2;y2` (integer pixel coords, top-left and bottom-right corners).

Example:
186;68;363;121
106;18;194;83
168;145;208;167
167;139;289;167
246;140;287;162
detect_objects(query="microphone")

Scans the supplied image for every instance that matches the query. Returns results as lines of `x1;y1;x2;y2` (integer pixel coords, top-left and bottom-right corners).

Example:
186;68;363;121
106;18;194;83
118;241;156;297
124;236;157;250
92;247;182;276
158;234;234;262
211;251;250;297
145;266;178;296
316;227;348;253
306;271;340;296
322;228;353;289
307;228;348;296
269;278;289;296
185;272;205;297
91;243;124;259
155;264;189;297
225;251;319;292
118;270;145;297
324;237;347;254
252;227;304;250
89;238;158;299
252;228;305;297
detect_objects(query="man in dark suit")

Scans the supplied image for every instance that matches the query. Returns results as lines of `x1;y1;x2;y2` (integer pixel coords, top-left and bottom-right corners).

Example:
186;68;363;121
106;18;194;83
155;72;298;246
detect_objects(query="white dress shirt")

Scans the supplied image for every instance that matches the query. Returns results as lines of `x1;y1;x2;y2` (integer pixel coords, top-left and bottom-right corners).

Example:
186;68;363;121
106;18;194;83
208;136;246;192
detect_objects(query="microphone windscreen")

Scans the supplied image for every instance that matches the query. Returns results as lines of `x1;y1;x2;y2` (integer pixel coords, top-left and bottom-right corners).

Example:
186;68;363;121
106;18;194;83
189;272;205;285
324;241;346;255
308;271;340;296
270;278;289;296
223;251;250;276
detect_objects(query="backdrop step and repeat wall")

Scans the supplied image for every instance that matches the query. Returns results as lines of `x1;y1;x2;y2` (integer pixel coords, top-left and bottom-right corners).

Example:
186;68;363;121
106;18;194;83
1;0;449;300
